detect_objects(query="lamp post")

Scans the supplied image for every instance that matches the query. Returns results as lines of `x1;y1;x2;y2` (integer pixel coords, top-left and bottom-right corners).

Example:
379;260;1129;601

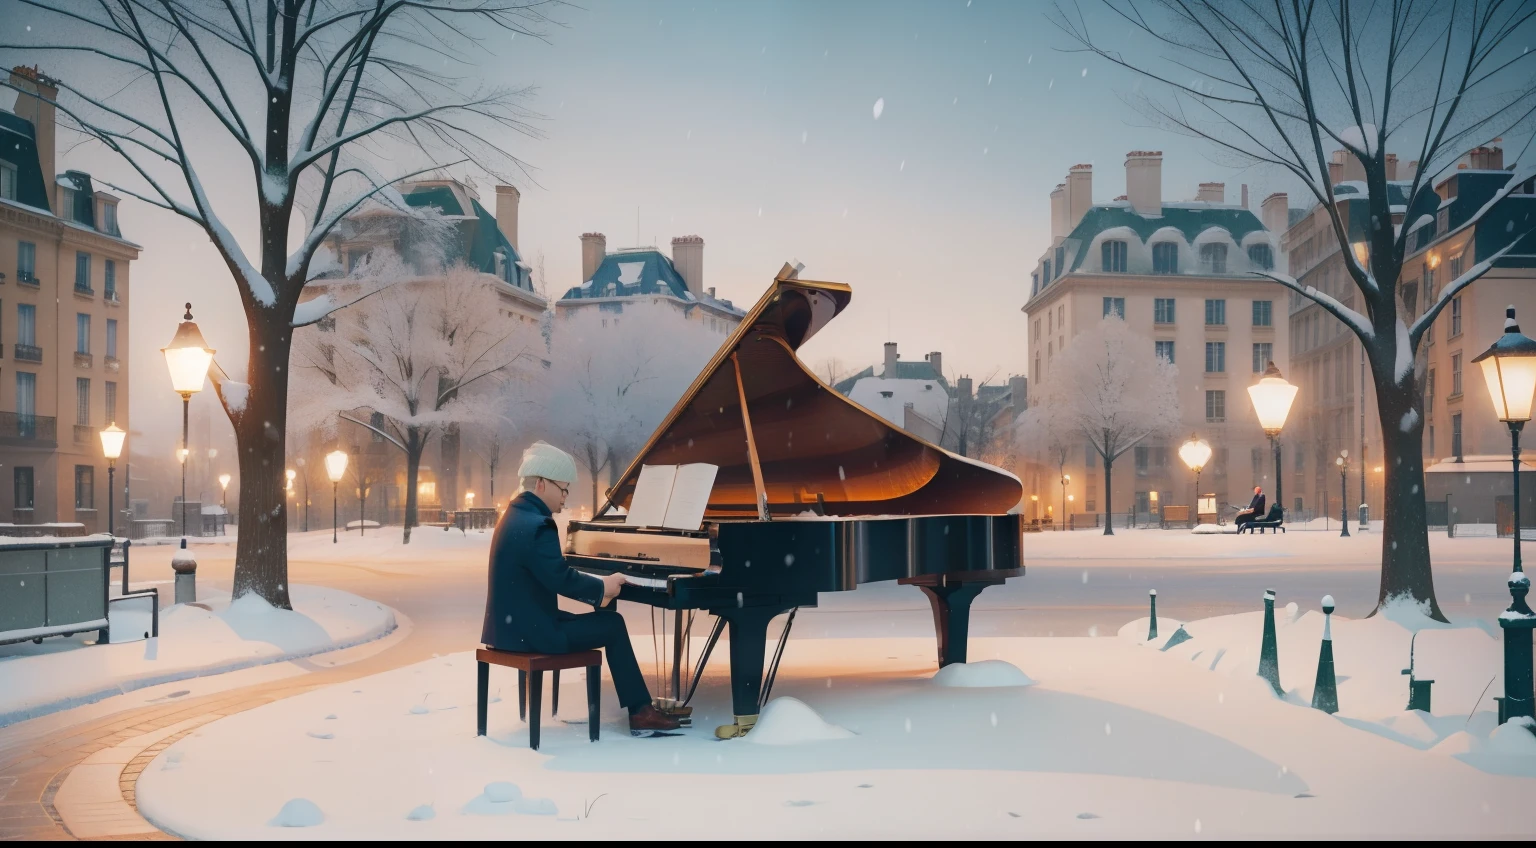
1248;361;1299;517
218;473;231;509
99;423;125;538
325;450;349;544
162;303;215;540
1061;473;1071;532
206;448;217;501
1179;435;1213;526
1336;451;1351;537
1472;307;1536;572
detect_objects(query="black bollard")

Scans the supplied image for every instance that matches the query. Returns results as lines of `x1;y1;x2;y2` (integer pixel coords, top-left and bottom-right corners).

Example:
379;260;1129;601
1258;589;1282;695
1497;571;1535;724
1148;589;1159;641
1311;595;1338;714
1402;632;1434;712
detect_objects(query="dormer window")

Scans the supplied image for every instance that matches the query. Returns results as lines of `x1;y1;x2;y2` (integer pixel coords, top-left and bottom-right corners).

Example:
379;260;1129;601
1200;242;1228;274
880;391;894;399
0;160;16;201
1247;244;1273;270
1101;239;1128;273
493;249;507;280
1152;242;1179;274
100;201;118;236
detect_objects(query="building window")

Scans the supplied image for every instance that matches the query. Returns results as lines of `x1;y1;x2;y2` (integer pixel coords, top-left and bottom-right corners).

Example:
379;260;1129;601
1205;341;1226;373
18;241;36;283
1449;253;1463;281
1204;299;1226;326
1247;243;1274;270
1057;305;1064;328
101;202;118;235
1427;369;1435;416
1252;300;1273;327
104;260;117;297
105;381;117;423
106;319;118;358
1085;445;1097;468
1154;298;1176;324
0;159;15;200
1031;272;1039;295
1451;413;1463;459
1451;352;1462;396
1055;246;1065;278
1200;243;1228;274
16;372;36;431
1152;242;1179;274
370;410;386;443
1437;208;1450;235
1295;448;1305;473
74;465;95;510
76;313;91;354
17;303;36;346
1205;390;1226;422
1135;446;1149;475
1155;340;1175;363
1450;295;1462;337
75;251;91;292
76;377;91;426
14;467;34;510
1252;342;1273;373
1101;240;1128;273
1102;297;1125;319
1043;259;1052;281
1429;424;1436;456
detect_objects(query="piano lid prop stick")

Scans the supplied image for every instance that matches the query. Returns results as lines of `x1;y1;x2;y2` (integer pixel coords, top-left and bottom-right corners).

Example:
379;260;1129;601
759;607;800;709
683;616;727;708
730;352;771;521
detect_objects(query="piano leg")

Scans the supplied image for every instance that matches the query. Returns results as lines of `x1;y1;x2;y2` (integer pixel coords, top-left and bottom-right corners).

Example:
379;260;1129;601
713;604;796;738
913;581;991;667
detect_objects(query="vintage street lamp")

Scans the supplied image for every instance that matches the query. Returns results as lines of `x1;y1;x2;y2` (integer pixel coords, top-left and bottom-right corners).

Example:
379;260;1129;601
1060;473;1071;532
99;423;125;538
162;303;215;539
1179;435;1213;525
1336;451;1351;537
325;450;349;544
1248;361;1299;517
1473;307;1536;573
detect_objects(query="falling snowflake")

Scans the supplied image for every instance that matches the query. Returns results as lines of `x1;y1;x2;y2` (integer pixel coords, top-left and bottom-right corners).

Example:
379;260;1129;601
1088;625;1099;637
801;130;808;143
899;160;905;172
1081;68;1088;77
873;97;885;119
1104;722;1112;735
987;73;993;85
1048;78;1054;89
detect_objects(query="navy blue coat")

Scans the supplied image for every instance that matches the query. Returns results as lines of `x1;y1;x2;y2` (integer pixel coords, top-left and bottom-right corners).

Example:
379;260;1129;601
481;491;605;652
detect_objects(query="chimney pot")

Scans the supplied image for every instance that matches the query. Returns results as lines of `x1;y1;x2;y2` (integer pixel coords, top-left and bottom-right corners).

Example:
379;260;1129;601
670;235;705;298
580;232;607;284
494;185;520;253
1196;182;1225;203
925;351;943;380
1124;150;1163;216
8;66;58;215
1261;192;1289;234
1067;164;1093;230
883;342;899;378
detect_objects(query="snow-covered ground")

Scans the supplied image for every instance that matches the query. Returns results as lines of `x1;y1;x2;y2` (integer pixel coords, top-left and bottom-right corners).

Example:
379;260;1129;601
136;619;1534;839
0;585;396;726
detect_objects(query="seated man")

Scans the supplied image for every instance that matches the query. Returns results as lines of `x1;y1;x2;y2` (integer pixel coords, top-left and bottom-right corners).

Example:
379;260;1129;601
1235;486;1266;530
481;441;680;735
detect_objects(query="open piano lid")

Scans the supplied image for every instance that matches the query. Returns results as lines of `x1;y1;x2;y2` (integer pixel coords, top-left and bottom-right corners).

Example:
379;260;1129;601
599;264;1023;520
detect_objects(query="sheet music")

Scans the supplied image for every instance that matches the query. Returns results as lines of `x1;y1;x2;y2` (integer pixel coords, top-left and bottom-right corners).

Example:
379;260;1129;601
625;464;677;528
661;463;718;530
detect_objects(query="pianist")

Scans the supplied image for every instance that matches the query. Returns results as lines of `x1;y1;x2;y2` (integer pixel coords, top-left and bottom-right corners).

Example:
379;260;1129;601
481;441;682;736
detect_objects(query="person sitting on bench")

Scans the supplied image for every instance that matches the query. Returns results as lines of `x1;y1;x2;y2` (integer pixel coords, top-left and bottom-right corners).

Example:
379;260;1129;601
1235;486;1266;530
481;441;681;736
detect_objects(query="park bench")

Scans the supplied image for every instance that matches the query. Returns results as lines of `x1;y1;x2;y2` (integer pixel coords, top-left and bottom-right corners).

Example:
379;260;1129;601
475;647;601;750
1237;503;1286;534
1161;505;1190;529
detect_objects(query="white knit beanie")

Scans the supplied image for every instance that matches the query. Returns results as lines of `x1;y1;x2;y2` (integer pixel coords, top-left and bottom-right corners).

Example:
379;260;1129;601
517;441;578;485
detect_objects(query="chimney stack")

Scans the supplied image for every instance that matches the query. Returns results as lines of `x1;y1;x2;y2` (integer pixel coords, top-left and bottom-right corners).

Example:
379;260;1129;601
883;342;899;378
1403;160;1419;184
1241;183;1249;209
1050;183;1067;240
1467;145;1504;170
580;232;607;283
1008;375;1029;414
957;376;974;401
1261;192;1289;234
1067;164;1093;230
671;235;705;298
1124;151;1163;216
494;185;520;252
1328;150;1344;186
925;351;943;381
1196;182;1225;203
9;66;57;214
1385;154;1399;182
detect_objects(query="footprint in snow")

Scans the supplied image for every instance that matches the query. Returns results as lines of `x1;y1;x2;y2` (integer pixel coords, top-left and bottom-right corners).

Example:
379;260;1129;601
1076;812;1100;819
856;784;873;789
306;731;334;740
784;800;814;807
409;705;430;715
324;714;337;720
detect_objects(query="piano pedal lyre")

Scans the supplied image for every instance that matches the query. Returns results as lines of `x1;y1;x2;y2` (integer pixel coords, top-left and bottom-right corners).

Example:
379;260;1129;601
714;714;757;740
651;698;693;727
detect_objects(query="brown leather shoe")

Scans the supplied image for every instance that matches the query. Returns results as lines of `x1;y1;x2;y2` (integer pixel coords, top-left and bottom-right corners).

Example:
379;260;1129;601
629;704;683;734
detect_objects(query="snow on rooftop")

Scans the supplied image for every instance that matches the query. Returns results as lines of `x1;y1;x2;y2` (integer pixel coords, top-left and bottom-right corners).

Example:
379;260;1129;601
847;376;949;432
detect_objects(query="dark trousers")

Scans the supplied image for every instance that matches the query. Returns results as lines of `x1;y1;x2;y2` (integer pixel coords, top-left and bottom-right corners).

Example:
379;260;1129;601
557;609;651;710
1235;510;1256;528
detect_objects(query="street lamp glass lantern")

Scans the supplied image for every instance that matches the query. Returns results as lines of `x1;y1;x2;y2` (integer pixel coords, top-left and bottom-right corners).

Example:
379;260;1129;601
1179;436;1212;472
1248;361;1299;435
161;304;216;395
218;473;232;491
177;448;189;464
1472;307;1536;423
325;450;349;483
99;423;126;461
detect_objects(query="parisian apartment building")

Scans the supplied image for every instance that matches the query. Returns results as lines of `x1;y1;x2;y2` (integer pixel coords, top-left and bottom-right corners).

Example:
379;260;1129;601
1021;152;1294;524
0;66;133;530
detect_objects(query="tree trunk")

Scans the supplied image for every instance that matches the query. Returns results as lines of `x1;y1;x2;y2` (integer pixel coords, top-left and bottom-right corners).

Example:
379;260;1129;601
1103;457;1114;536
229;321;293;608
1374;376;1444;619
441;423;461;515
403;431;424;544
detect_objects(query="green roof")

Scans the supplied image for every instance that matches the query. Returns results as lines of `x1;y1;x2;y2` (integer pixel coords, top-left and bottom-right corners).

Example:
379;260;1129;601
560;249;691;301
832;361;949;395
401;184;531;290
0;111;54;212
1064;203;1268;272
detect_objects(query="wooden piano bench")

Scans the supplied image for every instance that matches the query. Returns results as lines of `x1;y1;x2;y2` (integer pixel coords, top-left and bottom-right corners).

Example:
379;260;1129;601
476;647;603;751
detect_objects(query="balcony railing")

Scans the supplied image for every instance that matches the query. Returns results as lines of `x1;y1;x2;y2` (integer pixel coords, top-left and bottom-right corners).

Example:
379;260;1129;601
105;289;120;304
74;284;94;297
0;412;57;443
74;351;93;369
73;424;93;444
104;356;120;372
17;271;39;287
13;344;42;363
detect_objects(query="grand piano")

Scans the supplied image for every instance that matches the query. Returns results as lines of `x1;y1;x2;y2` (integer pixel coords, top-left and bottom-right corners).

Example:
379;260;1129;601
566;265;1024;738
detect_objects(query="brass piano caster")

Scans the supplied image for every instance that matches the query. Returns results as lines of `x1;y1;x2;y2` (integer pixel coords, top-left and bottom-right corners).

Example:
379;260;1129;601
715;714;758;739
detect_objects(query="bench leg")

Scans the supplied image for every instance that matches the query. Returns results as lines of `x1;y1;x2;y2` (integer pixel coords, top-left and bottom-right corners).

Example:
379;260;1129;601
476;661;489;737
586;664;601;743
528;671;543;751
551;669;560;718
518;670;527;722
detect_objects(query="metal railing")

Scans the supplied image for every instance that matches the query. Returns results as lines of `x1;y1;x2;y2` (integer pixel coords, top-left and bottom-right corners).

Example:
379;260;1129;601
74;284;94;296
73;424;94;444
16;271;39;286
13;343;42;363
104;356;120;372
0;411;56;441
74;351;93;369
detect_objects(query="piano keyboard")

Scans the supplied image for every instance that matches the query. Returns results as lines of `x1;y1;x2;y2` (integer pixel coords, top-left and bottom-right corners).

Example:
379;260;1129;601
624;574;669;589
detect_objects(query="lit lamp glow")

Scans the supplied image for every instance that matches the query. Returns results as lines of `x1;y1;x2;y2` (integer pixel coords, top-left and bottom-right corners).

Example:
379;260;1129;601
325;450;349;544
1472;306;1536;573
218;472;232;509
1179;435;1213;527
1248;361;1299;516
1336;451;1351;537
99;423;125;538
163;303;214;540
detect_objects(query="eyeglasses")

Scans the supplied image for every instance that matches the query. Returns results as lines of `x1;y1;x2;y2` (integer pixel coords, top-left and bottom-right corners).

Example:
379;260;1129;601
550;481;570;497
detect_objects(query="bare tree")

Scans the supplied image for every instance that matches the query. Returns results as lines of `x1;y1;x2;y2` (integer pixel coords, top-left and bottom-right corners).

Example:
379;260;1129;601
1056;0;1536;614
2;0;552;605
293;266;541;542
1020;318;1181;535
